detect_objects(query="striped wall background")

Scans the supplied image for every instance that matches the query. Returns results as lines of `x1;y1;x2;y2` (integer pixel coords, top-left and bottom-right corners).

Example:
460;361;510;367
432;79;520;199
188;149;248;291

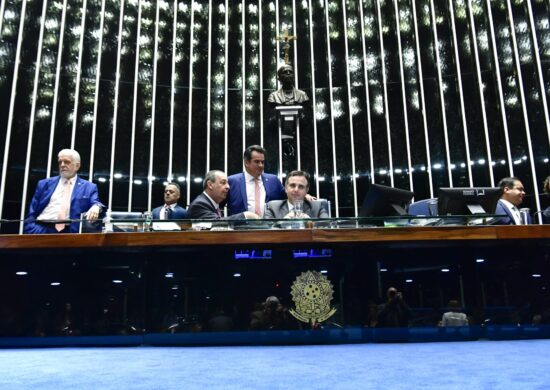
0;0;548;232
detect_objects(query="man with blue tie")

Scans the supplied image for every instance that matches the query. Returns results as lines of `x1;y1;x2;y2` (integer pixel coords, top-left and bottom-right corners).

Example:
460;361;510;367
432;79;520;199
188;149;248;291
152;182;188;220
227;145;286;217
24;149;104;234
495;177;530;225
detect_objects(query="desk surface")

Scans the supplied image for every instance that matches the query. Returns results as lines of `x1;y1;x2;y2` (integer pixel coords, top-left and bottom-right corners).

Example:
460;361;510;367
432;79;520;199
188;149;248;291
1;225;549;250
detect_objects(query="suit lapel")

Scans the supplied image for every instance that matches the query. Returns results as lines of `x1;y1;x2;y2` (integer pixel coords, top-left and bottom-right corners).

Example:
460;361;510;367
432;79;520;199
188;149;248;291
239;173;248;210
261;174;270;201
42;177;61;209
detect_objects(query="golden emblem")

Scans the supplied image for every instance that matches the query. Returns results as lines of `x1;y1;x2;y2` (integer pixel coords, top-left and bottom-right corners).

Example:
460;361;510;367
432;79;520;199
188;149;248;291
289;270;337;325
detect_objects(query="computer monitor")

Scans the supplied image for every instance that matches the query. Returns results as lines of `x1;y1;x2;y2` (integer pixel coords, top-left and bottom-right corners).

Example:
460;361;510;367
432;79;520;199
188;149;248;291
437;187;501;215
359;184;414;217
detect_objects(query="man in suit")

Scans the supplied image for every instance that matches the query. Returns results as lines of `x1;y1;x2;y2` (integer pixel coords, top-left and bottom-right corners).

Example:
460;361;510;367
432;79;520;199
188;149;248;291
227;145;286;217
152;182;188;220
188;170;260;220
264;170;329;219
24;149;104;234
495;176;530;225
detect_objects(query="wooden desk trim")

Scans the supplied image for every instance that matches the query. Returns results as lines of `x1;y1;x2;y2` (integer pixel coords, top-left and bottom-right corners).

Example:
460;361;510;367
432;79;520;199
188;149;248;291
1;225;549;250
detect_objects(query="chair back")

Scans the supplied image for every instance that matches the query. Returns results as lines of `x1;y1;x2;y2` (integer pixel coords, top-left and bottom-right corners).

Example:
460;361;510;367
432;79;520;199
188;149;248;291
408;198;438;216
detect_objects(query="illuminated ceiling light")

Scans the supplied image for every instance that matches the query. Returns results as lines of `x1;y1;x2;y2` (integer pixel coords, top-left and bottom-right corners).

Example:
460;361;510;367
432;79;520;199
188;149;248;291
543;158;549;163
112;280;123;284
405;279;413;283
16;271;28;276
171;285;179;290
165;272;174;278
98;177;107;183
193;177;202;183
317;176;325;182
148;176;157;181
177;176;186;182
114;173;123;179
478;159;485;165
233;273;241;278
380;268;388;272
513;159;522;165
420;166;426;171
394;168;402;174
441;268;450;272
134;179;142;185
50;282;61;286
379;169;388;175
449;164;456;170
522;155;527;160
460;162;466;168
500;160;506;165
433;163;442;169
532;274;542;278
476;258;485;263
320;270;328;274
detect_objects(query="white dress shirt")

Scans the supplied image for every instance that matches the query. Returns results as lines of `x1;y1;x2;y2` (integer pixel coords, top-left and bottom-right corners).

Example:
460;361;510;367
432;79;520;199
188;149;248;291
37;176;76;220
160;203;176;220
244;171;266;216
500;199;522;225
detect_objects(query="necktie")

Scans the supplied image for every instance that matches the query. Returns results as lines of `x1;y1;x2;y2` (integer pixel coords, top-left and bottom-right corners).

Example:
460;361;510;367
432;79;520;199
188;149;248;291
164;206;172;220
216;207;222;217
254;178;261;216
56;179;71;232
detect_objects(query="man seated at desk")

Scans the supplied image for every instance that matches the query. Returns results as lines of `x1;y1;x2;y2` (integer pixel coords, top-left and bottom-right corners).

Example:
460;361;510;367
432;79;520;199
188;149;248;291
24;149;104;234
495;177;530;225
152;182;188;220
187;170;259;220
264;170;328;219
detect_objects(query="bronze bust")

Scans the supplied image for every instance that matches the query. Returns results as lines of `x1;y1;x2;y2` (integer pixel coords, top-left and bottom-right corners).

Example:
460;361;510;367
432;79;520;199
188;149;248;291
268;65;309;106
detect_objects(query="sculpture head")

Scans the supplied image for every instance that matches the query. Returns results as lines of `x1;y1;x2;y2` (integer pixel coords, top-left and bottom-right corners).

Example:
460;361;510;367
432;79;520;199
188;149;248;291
277;64;295;89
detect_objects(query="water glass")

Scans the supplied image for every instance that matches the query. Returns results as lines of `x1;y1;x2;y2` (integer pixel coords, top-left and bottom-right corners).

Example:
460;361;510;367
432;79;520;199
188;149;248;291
293;200;304;218
143;211;153;232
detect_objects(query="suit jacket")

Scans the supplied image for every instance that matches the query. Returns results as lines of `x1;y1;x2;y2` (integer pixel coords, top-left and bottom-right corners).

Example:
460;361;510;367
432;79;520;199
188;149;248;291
264;199;329;219
494;199;531;225
188;192;245;220
152;204;188;220
24;176;104;234
227;172;285;216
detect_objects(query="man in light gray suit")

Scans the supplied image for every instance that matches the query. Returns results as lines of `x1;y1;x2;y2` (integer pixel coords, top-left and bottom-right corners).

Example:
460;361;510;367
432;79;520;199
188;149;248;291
264;170;329;219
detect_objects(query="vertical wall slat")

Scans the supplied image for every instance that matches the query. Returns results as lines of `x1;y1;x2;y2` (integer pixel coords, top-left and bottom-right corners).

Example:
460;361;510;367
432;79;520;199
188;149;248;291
186;1;196;205
0;0;28;219
376;0;394;186
307;0;320;197
486;0;514;176
467;0;494;186
46;0;68;178
411;0;433;197
19;0;49;233
70;0;88;148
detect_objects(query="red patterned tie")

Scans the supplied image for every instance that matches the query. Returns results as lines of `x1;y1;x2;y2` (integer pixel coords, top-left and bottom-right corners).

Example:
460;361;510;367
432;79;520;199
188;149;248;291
55;179;71;232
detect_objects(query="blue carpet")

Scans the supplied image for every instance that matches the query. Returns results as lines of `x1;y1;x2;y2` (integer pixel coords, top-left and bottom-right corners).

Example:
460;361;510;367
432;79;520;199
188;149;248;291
0;340;549;389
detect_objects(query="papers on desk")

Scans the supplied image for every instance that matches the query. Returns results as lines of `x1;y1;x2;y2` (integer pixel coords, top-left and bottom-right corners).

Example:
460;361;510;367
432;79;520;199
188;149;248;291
152;222;182;231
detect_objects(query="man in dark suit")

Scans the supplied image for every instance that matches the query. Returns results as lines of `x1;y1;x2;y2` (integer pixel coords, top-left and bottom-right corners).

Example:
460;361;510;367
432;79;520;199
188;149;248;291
264;170;329;219
188;170;260;220
24;149;104;234
495;176;530;225
226;145;286;217
152;182;188;220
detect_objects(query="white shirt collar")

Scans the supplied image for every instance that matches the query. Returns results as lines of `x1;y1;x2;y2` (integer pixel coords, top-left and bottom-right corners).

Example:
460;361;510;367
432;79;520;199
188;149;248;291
203;192;219;209
244;171;260;183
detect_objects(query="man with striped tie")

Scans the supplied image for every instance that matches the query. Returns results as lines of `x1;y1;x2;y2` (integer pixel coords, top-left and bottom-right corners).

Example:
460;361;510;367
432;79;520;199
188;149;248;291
152;182;188;221
495;177;530;225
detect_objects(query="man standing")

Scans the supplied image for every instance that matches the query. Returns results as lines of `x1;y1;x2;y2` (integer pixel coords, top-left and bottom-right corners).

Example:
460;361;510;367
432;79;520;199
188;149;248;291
376;287;414;328
495;177;529;225
152;182;188;220
227;145;286;217
24;149;104;234
188;170;259;220
264;170;328;219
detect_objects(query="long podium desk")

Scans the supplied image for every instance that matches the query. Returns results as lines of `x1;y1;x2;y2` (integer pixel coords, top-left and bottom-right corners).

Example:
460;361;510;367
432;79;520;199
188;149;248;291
1;225;549;250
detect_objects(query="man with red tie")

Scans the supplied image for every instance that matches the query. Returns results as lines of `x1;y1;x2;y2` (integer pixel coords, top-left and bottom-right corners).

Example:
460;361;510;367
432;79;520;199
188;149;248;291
24;149;104;234
187;170;259;220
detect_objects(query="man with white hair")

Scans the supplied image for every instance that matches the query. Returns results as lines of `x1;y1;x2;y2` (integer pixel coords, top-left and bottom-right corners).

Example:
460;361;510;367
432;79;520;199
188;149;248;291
24;149;104;234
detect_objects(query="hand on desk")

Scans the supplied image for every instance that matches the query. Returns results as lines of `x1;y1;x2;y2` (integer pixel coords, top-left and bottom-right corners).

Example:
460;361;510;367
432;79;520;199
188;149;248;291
85;205;101;221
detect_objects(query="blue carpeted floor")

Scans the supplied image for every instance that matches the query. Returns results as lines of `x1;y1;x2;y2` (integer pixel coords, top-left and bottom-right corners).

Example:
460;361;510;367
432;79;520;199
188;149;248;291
1;340;549;389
